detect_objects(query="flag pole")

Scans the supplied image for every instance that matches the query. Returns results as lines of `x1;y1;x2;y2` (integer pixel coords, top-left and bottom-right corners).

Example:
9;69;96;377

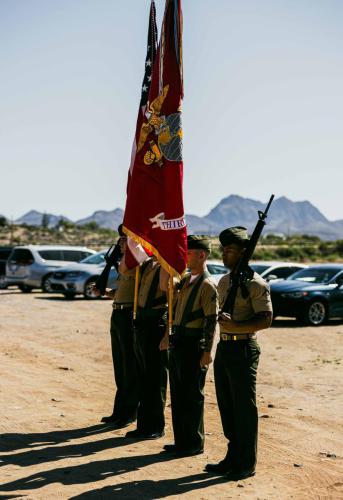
168;274;173;334
133;266;140;320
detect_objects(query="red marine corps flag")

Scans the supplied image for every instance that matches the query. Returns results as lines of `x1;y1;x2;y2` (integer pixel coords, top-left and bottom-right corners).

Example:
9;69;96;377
123;0;187;278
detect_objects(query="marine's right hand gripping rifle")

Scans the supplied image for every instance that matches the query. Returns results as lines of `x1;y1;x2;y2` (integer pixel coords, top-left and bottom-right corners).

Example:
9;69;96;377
221;194;274;315
95;241;122;295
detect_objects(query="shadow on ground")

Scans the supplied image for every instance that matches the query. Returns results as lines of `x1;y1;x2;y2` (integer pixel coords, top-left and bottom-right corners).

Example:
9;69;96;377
0;452;216;496
0;423;227;498
0;424;114;452
70;473;226;499
0;435;131;469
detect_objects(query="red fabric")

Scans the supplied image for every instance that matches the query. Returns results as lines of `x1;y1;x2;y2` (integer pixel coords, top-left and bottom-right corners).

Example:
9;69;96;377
123;0;187;277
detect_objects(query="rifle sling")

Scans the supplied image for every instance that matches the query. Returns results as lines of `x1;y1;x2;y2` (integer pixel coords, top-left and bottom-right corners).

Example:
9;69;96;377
141;263;166;309
179;271;211;327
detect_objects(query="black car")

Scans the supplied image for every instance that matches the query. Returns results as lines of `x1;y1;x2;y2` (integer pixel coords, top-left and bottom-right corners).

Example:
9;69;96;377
0;246;13;289
270;264;343;326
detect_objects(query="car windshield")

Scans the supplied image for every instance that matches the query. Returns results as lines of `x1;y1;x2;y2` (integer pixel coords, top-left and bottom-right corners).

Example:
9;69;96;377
250;264;269;274
207;263;227;275
289;268;339;284
81;253;105;265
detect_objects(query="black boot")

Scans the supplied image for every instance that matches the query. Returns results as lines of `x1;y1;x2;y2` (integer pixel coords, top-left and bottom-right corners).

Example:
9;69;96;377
205;459;232;474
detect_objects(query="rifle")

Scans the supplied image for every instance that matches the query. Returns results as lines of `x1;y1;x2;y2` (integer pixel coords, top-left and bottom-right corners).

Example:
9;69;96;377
95;241;122;295
221;194;274;315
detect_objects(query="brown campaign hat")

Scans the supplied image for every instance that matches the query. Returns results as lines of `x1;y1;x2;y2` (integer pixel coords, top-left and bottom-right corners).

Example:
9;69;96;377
187;235;211;252
219;226;249;247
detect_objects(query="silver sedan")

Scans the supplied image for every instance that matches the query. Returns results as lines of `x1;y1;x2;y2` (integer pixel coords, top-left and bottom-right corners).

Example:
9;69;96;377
49;251;118;299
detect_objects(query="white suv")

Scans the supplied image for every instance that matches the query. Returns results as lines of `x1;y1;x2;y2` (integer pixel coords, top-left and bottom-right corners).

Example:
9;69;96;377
250;261;307;282
6;245;96;293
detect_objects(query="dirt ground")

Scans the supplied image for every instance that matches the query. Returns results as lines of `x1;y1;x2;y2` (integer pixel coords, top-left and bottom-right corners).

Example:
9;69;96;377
0;289;342;499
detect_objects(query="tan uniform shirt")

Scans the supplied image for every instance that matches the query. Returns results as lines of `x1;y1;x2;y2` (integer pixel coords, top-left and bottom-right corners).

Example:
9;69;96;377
174;271;218;329
218;272;272;333
138;260;166;309
113;268;136;306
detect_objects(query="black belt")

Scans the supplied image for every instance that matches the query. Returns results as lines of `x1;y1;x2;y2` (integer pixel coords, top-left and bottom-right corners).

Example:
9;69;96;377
220;333;254;341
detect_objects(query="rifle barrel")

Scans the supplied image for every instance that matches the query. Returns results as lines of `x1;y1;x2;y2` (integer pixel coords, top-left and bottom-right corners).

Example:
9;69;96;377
265;194;275;216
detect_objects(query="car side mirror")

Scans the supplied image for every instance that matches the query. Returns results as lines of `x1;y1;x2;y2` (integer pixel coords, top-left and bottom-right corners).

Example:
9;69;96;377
336;276;343;288
266;274;278;282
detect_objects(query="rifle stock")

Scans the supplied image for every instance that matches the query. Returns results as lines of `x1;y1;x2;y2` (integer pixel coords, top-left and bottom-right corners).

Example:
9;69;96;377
95;242;122;295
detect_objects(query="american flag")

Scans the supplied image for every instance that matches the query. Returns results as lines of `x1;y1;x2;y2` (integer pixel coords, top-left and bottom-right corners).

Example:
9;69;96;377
140;0;158;108
128;0;158;178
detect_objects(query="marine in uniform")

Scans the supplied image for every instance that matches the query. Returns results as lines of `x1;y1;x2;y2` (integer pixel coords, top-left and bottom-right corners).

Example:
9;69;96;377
162;235;218;457
101;232;140;428
205;227;273;481
125;258;168;439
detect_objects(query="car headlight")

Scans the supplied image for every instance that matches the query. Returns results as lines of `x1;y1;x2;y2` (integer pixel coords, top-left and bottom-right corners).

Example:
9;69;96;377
66;271;84;278
281;291;308;298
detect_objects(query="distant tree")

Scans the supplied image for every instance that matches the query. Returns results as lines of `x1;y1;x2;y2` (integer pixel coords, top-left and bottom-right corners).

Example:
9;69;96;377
297;234;321;243
262;234;285;244
57;219;76;231
41;213;51;228
335;240;343;256
83;221;99;231
0;216;7;227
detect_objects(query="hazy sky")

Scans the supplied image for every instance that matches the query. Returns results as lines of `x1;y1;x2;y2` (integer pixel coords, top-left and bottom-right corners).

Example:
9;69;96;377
1;0;342;221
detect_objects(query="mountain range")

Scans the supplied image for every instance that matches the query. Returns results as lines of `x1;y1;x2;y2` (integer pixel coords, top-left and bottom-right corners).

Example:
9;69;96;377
6;195;343;240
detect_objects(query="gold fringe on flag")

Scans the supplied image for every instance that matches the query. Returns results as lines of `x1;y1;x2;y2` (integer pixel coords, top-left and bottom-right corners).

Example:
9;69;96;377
123;225;185;280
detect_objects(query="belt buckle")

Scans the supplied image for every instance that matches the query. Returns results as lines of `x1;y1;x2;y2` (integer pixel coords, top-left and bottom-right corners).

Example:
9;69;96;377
222;334;228;341
232;335;237;341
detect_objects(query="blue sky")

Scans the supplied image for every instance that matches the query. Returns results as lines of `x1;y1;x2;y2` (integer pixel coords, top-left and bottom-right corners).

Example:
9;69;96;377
1;0;342;221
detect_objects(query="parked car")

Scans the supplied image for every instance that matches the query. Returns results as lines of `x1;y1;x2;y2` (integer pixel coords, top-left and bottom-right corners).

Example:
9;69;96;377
206;260;306;284
49;250;118;299
207;260;228;282
270;264;343;326
250;261;307;282
5;245;96;293
0;246;13;289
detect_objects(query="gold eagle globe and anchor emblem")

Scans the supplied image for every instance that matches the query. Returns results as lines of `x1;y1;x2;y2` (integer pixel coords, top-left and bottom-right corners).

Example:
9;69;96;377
137;85;183;167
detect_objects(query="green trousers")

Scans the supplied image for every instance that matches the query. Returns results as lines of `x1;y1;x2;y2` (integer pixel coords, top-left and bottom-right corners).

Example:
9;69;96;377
169;338;208;452
110;309;140;421
134;312;168;434
214;339;260;472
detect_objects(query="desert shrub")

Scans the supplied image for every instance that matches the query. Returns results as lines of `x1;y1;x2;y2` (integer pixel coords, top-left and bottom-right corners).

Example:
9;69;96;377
253;248;278;260
334;240;343;256
262;234;285;244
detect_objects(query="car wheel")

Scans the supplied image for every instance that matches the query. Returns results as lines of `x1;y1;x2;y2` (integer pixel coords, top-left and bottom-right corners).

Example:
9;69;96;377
63;292;76;300
42;274;54;293
303;300;327;326
19;285;33;293
0;275;7;289
84;279;100;300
